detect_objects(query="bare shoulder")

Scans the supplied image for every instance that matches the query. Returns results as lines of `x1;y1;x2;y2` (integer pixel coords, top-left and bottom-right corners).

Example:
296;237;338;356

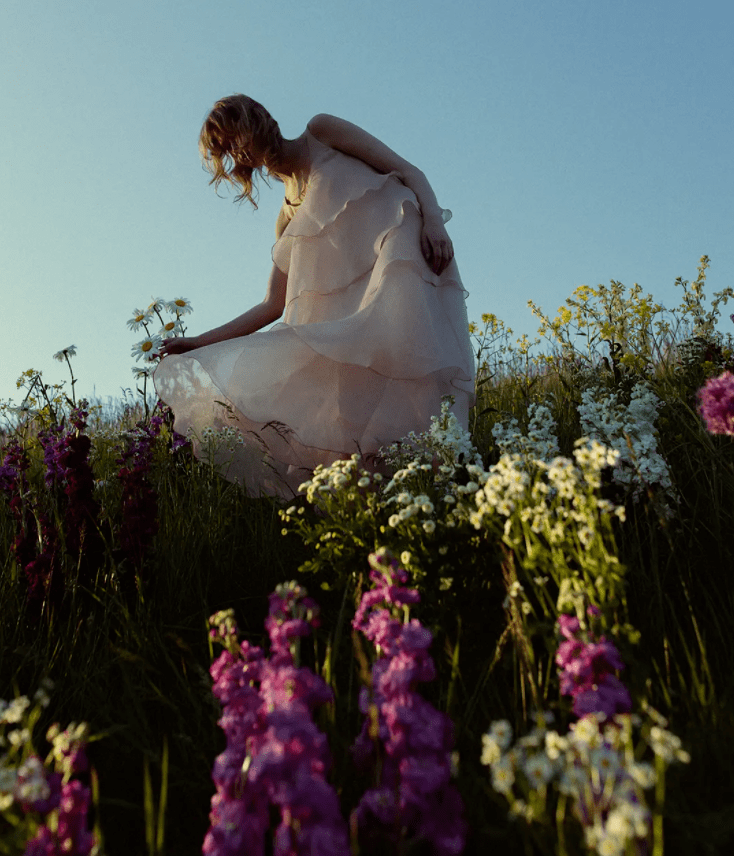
307;113;355;143
306;114;415;178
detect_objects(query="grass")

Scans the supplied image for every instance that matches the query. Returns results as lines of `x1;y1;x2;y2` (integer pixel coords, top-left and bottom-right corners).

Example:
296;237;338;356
2;263;734;854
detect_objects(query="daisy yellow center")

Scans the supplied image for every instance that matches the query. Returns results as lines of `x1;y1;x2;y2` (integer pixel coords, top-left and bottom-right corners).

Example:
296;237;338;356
135;314;145;322
174;300;186;307
142;341;153;352
164;322;175;331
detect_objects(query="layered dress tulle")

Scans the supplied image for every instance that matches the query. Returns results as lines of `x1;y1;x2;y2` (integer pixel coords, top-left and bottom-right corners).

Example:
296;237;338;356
153;129;476;501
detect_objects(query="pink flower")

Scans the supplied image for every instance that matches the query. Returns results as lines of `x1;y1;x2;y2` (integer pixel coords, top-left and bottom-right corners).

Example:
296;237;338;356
697;371;734;435
351;549;466;855
556;613;632;720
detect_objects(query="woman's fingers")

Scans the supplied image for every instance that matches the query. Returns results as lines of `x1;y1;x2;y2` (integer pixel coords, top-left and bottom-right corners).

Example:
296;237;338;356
431;239;453;275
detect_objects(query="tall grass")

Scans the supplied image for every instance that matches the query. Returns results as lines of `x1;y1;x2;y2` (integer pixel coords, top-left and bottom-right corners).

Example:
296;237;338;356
2;258;734;854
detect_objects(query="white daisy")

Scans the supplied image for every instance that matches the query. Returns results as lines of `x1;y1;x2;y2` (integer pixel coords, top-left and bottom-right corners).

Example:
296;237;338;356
52;345;77;362
131;335;163;362
159;320;184;339
166;297;193;316
126;309;151;331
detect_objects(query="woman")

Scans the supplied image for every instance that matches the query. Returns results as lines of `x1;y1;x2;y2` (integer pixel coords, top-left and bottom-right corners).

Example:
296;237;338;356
155;94;476;501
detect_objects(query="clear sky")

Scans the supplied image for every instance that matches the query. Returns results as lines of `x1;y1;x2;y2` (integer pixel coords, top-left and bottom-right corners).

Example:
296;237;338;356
2;0;733;407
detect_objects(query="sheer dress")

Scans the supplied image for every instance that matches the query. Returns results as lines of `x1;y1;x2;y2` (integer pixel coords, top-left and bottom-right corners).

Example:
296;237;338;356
154;129;476;500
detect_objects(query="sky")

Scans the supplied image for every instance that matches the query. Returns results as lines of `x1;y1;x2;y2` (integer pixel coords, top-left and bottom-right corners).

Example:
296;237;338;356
1;0;733;408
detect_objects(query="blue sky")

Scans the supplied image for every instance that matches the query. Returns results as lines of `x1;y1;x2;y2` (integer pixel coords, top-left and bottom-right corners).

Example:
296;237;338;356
1;0;733;406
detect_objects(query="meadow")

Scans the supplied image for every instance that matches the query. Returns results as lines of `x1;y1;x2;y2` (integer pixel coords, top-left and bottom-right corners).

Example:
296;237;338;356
1;256;733;855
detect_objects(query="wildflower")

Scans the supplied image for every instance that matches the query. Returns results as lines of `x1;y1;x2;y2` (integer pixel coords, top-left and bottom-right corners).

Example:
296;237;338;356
166;297;193;315
480;734;502;766
205;587;350;856
488;719;513;750
523;752;554;787
127;308;151;330
52;345;77;362
491;756;515;794
697;371;734;435
159;320;184;338
556;614;631;720
131;334;163;362
351;548;466;855
577;383;673;499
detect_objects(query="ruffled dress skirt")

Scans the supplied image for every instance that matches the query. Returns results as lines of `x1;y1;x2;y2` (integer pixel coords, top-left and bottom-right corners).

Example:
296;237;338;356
154;131;477;502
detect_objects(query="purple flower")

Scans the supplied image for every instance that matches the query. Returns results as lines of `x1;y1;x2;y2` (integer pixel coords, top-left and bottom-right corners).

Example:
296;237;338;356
557;614;581;640
556;613;632;720
351;549;466;855
23;779;97;856
697;371;734;435
572;674;632;718
204;589;350;856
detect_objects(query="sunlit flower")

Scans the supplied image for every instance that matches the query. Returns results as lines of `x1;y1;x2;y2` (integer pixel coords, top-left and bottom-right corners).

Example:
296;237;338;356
126;308;151;331
131;335;163;362
159;320;184;339
480;733;502;766
52;345;77;362
147;297;166;313
166;297;193;315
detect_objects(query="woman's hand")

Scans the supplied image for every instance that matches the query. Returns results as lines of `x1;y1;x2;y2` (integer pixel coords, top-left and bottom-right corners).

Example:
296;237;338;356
159;336;200;358
420;216;454;276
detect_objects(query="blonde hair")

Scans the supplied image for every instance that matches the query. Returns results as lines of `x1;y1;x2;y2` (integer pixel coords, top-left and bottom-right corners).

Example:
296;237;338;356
198;94;284;209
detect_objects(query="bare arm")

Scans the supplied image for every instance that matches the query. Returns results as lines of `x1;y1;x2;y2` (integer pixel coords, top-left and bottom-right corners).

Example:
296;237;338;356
308;113;444;220
161;265;287;357
307;114;454;275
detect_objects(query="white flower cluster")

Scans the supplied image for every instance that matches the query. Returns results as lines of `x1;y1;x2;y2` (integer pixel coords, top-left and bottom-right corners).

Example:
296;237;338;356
128;297;193;363
287;399;626;565
377;395;484;480
481;710;690;856
577;383;673;500
296;454;377;504
457;441;624;548
491;402;560;464
0;680;54;811
198;425;247;452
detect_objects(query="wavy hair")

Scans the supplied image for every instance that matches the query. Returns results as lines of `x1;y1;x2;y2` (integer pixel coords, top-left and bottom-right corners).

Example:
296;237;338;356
198;94;284;209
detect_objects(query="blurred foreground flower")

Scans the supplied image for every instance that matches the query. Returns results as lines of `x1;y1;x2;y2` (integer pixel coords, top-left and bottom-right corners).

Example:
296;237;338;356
697;370;734;435
0;682;99;855
351;547;466;855
204;584;350;856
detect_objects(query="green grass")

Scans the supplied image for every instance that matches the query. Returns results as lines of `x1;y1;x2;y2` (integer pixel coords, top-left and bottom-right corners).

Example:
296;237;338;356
2;266;734;855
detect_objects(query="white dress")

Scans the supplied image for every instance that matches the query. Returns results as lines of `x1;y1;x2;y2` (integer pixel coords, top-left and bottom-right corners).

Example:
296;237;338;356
153;129;476;501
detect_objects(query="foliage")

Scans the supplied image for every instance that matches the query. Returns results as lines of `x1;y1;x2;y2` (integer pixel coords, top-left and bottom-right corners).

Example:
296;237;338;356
1;261;734;854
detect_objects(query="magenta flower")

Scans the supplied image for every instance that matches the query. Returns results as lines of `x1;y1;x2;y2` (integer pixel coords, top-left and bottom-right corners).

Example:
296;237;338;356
351;548;466;855
697;371;734;435
555;613;631;719
204;589;350;856
21;757;97;855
